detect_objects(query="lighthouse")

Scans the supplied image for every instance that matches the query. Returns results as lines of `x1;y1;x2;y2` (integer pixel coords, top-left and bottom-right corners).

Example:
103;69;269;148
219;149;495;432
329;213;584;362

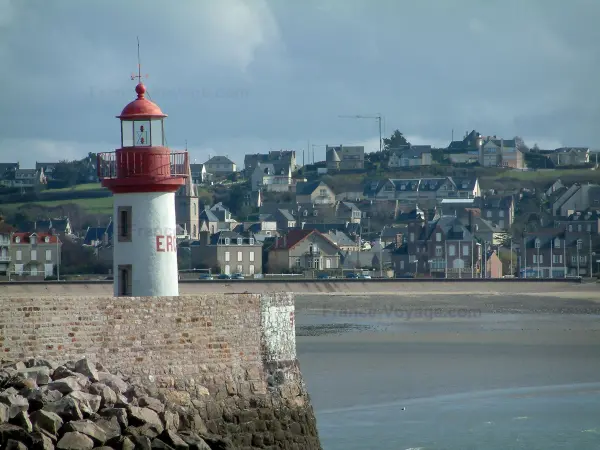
98;78;187;297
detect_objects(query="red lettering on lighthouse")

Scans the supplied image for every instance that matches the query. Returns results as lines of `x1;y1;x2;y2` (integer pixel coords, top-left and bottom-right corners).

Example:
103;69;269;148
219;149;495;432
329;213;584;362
166;235;173;252
156;235;165;252
156;235;176;252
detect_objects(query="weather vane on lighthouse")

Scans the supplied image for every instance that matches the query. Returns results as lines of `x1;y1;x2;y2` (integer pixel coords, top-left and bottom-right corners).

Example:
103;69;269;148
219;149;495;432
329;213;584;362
131;37;149;83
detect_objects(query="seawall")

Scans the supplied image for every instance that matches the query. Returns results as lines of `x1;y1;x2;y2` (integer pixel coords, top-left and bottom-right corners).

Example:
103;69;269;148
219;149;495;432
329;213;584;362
0;293;321;449
0;278;584;298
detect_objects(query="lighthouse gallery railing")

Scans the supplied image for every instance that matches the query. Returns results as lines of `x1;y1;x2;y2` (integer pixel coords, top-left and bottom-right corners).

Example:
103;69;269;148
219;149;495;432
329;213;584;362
97;151;188;180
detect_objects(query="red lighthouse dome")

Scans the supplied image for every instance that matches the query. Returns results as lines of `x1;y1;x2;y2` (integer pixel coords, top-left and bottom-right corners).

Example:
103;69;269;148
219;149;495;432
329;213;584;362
97;81;188;194
117;83;167;119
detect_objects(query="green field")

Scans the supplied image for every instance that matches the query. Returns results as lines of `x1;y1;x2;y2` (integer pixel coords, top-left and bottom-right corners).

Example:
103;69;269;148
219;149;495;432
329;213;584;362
44;183;102;193
1;196;113;215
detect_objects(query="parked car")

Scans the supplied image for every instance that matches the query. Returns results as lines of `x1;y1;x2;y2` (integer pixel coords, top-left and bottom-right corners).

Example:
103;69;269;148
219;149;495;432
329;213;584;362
199;274;214;280
217;273;232;280
358;273;371;279
345;272;359;279
396;273;415;279
317;273;330;279
231;273;245;280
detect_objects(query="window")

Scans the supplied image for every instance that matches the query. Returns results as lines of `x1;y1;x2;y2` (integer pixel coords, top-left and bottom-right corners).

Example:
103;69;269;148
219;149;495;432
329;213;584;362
499;211;505;219
449;245;456;256
237;251;243;262
535;239;540;249
436;232;442;242
236;265;243;273
540;255;543;264
237;238;242;245
249;238;255;245
578;225;582;232
486;211;492;218
44;236;50;243
463;245;469;256
250;251;255;262
249;265;255;275
568;225;573;231
313;210;318;217
571;256;577;264
15;237;20;243
31;250;37;261
303;210;308;217
553;254;560;263
224;265;230;275
118;206;132;242
409;232;415;242
31;266;38;277
587;224;591;232
225;251;230;262
193;203;197;216
224;238;230;245
30;236;36;245
554;239;560;248
14;264;23;275
295;257;301;267
118;264;132;296
533;255;538;263
45;250;51;261
435;246;442;256
577;239;583;250
16;250;22;261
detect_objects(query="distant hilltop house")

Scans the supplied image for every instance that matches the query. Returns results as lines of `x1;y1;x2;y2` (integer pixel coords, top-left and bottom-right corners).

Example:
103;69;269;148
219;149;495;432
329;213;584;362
295;181;335;205
326;145;365;171
367;176;480;202
6;168;47;188
35;162;58;180
204;155;236;176
244;150;297;174
447;130;525;169
250;161;294;192
388;145;432;168
0;162;19;184
547;147;591;166
189;163;208;184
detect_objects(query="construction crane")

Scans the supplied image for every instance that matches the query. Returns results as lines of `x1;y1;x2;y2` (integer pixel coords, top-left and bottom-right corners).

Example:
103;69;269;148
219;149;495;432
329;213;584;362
338;114;383;152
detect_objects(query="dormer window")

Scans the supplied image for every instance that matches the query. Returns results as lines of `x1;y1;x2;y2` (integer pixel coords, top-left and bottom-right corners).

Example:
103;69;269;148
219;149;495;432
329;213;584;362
15;237;20;244
237;238;242;245
535;239;541;249
577;239;583;249
303;210;308;217
30;236;36;245
44;236;50;243
224;238;230;245
249;238;255;245
554;238;560;248
313;210;318;217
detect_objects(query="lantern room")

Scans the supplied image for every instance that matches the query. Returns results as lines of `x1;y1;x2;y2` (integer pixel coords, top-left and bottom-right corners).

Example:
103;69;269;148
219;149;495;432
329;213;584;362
117;82;167;148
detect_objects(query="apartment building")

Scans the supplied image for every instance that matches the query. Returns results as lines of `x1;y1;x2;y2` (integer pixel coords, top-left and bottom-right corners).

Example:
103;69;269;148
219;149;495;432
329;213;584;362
190;231;262;275
10;232;61;278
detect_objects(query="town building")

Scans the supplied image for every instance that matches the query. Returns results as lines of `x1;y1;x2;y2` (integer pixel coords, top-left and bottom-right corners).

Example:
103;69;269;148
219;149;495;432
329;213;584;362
295;181;335;204
326;145;365;171
0;219;14;277
244;150;296;173
267;229;341;272
10;232;62;278
548;148;590;166
175;159;200;240
250;162;293;192
204;155;237;176
388;145;432;168
189;163;208;184
191;231;262;276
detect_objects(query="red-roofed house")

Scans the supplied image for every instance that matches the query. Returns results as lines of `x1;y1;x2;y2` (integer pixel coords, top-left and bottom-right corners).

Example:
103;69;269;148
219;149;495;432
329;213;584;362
267;229;341;272
10;232;62;279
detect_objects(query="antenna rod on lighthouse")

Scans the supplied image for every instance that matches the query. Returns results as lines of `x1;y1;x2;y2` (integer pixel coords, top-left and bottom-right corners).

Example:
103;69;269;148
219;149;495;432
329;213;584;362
137;36;141;81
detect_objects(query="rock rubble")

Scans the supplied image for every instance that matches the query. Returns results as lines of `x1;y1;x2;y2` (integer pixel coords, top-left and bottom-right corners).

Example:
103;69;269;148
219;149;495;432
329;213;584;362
0;358;232;450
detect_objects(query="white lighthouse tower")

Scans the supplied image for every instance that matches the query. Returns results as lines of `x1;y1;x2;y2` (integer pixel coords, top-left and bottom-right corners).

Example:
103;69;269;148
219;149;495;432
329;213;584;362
98;72;187;297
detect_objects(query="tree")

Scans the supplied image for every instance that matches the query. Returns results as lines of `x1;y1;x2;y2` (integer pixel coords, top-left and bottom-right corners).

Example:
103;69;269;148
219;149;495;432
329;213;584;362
383;130;410;152
514;136;529;153
51;160;80;188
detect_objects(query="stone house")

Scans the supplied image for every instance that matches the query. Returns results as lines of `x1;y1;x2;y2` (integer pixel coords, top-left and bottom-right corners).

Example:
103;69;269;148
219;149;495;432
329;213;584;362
10;232;62;278
325;230;359;252
335;202;362;224
0;162;19;183
190;163;208;184
0;220;14;277
250;162;293;192
551;183;600;217
480;137;524;169
521;230;594;277
388;145;432;168
481;195;515;230
549;148;590;166
375;177;456;203
392;215;479;278
295;181;335;204
35;162;58;180
326;145;365;171
450;177;481;198
334;184;364;202
190;231;262;276
204;156;236;176
7;168;47;188
267;229;341;272
199;207;219;234
554;209;600;234
244;150;296;174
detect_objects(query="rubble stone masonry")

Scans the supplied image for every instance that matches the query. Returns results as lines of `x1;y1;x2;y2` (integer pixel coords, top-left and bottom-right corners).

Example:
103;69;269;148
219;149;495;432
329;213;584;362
0;292;321;449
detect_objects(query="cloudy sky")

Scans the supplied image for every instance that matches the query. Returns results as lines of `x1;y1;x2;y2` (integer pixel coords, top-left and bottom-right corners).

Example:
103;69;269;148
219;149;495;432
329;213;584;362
0;0;599;168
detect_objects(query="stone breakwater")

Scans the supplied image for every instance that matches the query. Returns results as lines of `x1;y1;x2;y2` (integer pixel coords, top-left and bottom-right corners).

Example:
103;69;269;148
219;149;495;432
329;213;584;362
0;357;319;449
0;293;321;450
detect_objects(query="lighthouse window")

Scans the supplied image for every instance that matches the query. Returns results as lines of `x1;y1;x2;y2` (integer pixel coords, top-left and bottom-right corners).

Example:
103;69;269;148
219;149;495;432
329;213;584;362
117;264;132;296
118;206;132;242
133;120;151;146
